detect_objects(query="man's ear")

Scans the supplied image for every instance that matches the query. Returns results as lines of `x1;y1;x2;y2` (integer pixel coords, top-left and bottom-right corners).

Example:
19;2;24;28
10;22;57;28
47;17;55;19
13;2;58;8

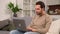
42;8;45;11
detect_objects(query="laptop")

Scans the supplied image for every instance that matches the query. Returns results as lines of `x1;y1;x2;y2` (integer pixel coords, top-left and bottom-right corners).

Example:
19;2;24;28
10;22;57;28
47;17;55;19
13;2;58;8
13;19;27;32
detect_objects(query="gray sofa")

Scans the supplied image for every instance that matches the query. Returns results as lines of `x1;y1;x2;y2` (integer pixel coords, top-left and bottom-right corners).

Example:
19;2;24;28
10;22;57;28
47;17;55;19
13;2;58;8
0;19;10;34
0;15;60;34
0;31;9;34
0;16;32;34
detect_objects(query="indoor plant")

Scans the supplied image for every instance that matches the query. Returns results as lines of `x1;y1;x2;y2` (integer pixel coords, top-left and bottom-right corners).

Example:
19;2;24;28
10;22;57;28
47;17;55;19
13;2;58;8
8;2;22;17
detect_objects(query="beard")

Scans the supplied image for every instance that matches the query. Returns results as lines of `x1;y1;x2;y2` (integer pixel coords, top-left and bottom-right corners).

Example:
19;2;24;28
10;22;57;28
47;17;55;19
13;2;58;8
36;12;42;16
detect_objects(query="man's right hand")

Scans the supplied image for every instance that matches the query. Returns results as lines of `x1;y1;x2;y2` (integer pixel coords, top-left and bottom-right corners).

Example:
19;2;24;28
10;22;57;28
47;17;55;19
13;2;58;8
26;27;33;31
27;27;37;32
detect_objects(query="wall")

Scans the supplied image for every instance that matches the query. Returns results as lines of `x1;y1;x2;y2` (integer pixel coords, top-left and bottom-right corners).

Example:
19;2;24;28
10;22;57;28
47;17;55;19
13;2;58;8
46;0;60;5
0;0;60;21
0;0;15;21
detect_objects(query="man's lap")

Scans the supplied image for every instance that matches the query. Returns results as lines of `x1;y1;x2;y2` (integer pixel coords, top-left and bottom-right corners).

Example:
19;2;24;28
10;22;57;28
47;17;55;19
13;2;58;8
24;32;40;34
10;30;40;34
10;30;24;34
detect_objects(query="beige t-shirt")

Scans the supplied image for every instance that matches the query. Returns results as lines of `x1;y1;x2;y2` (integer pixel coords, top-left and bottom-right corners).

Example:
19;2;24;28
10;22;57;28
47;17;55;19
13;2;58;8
27;14;52;34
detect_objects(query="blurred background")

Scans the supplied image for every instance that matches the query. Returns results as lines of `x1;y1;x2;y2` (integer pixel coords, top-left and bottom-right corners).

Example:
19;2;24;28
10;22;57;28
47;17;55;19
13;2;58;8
0;0;60;20
0;0;60;34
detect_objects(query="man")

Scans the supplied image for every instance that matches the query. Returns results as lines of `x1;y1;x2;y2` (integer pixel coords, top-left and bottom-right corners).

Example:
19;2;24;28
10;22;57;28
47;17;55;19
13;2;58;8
10;1;52;34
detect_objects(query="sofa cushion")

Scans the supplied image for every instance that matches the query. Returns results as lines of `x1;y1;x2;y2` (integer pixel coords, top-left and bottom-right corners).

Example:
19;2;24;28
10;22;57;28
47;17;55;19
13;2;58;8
0;19;9;29
50;15;60;21
46;19;60;34
0;31;9;34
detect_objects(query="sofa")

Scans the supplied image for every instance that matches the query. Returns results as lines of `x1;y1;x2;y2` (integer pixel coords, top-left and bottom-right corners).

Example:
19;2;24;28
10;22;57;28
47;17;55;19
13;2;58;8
0;15;60;34
46;15;60;34
46;19;60;34
0;19;10;34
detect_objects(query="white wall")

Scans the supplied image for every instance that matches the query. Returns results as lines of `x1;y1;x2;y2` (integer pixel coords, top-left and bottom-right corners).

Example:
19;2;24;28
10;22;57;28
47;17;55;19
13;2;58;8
0;0;15;21
46;0;60;5
0;0;60;21
16;0;24;17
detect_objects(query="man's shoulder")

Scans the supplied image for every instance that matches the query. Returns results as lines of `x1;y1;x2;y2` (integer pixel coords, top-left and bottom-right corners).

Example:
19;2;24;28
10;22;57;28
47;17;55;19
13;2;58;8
32;15;37;19
32;15;35;18
45;14;50;18
45;14;52;20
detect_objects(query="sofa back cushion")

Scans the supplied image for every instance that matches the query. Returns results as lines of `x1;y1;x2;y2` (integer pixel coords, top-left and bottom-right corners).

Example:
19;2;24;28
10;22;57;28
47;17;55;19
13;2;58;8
0;19;9;29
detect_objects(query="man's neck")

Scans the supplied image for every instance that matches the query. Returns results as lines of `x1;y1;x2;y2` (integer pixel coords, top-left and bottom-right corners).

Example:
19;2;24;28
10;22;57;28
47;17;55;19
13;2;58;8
39;11;46;16
42;11;46;15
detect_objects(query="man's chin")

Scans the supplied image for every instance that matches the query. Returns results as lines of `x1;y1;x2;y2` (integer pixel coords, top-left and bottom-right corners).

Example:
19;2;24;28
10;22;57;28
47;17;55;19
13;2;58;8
36;13;41;15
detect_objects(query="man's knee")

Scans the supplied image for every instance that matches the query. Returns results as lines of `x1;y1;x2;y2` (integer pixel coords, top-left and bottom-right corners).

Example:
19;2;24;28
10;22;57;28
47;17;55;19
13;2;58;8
10;30;18;34
10;30;24;34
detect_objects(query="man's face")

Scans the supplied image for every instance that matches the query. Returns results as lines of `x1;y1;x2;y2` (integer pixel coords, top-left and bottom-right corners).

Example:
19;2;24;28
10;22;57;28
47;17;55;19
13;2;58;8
35;5;42;15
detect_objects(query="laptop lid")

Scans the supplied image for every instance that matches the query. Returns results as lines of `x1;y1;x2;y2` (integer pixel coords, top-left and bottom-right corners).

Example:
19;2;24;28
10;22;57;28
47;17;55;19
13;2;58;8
13;19;26;31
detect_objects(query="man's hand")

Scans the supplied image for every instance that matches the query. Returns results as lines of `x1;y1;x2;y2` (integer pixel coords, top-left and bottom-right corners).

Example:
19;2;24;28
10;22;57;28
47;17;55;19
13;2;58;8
27;27;37;32
27;27;33;31
32;29;37;32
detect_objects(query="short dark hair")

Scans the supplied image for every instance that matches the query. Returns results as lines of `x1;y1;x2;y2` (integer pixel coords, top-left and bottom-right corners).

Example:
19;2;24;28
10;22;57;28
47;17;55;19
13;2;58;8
36;1;45;9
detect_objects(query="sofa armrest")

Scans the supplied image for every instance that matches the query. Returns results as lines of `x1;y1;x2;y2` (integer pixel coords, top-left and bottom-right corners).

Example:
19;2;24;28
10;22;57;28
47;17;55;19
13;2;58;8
46;19;60;34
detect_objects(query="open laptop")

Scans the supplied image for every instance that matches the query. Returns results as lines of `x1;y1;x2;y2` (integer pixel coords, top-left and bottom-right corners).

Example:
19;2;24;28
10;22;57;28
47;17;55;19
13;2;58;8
13;19;27;32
